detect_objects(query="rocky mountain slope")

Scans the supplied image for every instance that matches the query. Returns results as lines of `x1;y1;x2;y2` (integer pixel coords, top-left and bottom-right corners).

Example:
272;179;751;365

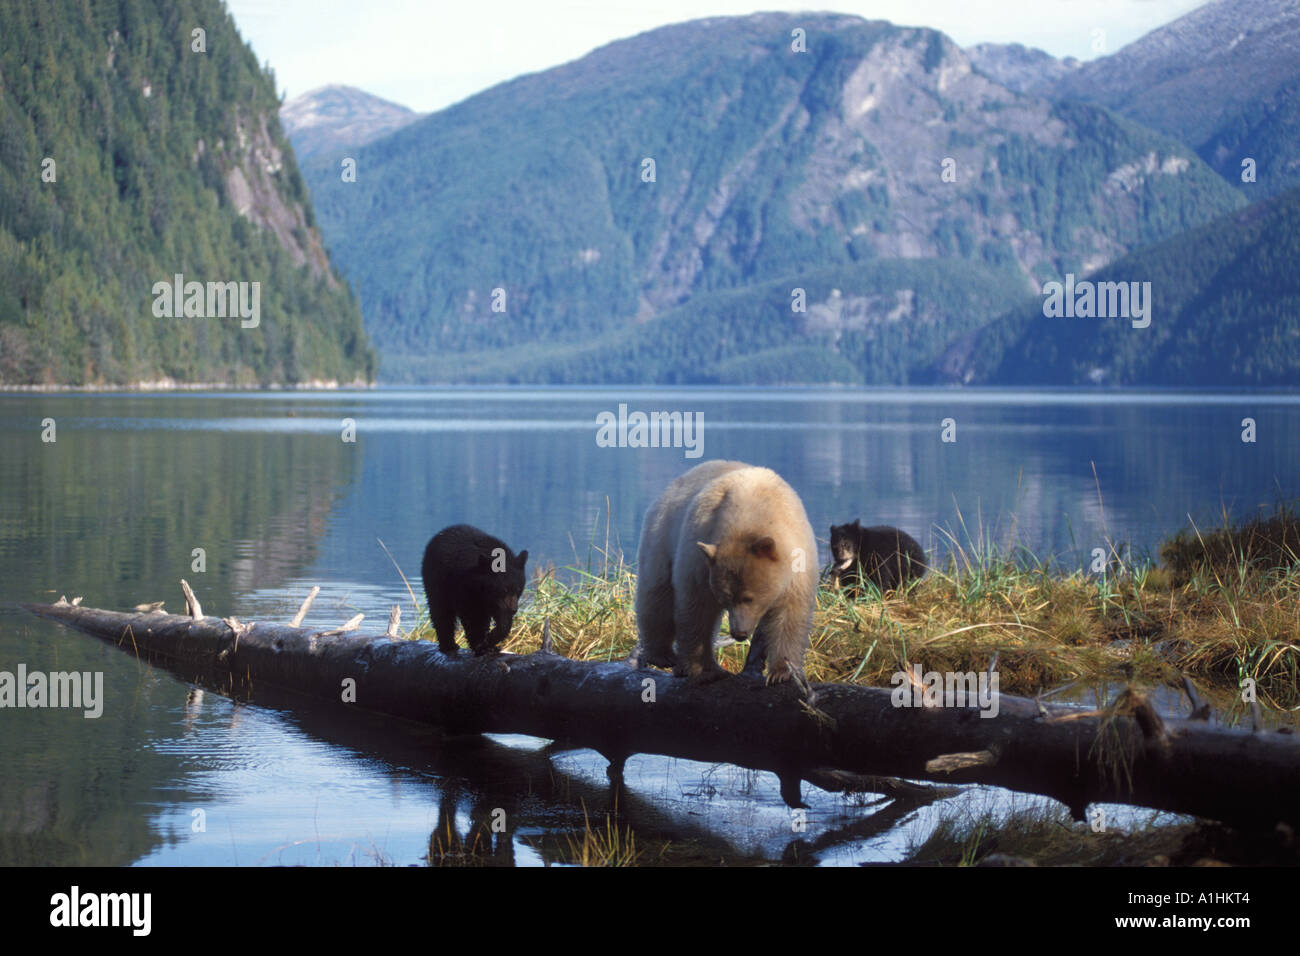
966;42;1080;95
1048;0;1300;196
299;12;1242;384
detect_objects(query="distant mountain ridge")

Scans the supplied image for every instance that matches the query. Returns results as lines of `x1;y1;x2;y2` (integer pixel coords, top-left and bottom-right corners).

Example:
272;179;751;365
281;85;422;161
298;12;1243;384
1004;0;1300;197
966;42;1080;95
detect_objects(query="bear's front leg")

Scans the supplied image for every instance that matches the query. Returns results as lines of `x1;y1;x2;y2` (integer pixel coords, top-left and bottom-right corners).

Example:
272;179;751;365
678;661;729;685
760;608;815;699
461;609;494;656
479;608;514;655
836;562;861;598
671;611;729;684
427;590;460;654
765;658;796;683
740;629;768;680
765;659;815;701
477;627;504;656
432;613;460;655
626;645;676;670
632;577;679;670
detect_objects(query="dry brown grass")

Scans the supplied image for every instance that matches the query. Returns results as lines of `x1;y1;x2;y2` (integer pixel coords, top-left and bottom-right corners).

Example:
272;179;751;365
408;510;1300;713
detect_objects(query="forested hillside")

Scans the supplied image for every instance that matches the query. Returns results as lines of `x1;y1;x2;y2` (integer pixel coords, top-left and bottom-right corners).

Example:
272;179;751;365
943;184;1300;387
0;0;376;386
386;258;1025;385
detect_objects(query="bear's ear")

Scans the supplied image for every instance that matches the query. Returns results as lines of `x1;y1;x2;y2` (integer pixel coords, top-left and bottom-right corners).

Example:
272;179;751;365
515;550;528;568
697;541;718;564
852;518;861;528
750;536;778;561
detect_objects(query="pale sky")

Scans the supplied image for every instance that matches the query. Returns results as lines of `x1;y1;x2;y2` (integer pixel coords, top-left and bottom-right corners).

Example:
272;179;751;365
227;0;1209;113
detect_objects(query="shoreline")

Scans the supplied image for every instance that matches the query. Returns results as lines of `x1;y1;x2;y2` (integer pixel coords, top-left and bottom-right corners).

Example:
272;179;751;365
4;381;1300;398
0;378;374;393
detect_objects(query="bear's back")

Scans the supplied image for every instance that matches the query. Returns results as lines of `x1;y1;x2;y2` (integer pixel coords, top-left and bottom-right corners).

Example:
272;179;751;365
862;525;926;565
701;464;819;636
639;460;751;550
639;460;816;585
423;524;502;576
697;464;814;548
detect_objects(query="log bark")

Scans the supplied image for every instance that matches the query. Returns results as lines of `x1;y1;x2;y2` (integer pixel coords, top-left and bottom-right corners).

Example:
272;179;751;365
21;597;1300;829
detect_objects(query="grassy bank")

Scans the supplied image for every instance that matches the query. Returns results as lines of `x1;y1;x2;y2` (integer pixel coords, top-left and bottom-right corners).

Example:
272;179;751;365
409;505;1300;716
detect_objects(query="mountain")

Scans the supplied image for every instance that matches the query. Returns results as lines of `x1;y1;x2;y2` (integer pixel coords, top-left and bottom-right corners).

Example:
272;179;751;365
966;43;1079;95
1049;0;1300;196
0;0;375;386
281;85;421;161
941;183;1300;387
301;12;1243;384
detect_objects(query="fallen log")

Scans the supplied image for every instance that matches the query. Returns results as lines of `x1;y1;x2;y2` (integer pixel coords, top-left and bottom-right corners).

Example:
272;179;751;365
20;595;1300;829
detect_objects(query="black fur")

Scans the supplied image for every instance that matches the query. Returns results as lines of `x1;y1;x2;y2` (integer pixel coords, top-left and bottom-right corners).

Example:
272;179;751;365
829;520;926;594
421;524;528;655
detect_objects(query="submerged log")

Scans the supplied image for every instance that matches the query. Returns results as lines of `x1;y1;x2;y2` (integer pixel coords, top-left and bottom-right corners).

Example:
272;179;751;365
21;596;1300;828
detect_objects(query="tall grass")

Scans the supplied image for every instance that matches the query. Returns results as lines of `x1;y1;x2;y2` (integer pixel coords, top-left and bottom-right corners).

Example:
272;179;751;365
1162;501;1300;583
408;504;1300;712
562;806;642;867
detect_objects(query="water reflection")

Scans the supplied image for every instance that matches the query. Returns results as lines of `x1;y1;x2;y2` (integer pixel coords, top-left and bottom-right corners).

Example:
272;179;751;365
2;387;1297;865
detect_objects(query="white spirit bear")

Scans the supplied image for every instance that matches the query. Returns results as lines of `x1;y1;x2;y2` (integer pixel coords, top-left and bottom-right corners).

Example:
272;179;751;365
630;460;818;688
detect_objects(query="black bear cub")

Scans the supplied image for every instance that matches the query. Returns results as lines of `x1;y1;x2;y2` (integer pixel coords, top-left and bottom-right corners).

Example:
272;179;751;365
421;524;528;656
829;520;926;594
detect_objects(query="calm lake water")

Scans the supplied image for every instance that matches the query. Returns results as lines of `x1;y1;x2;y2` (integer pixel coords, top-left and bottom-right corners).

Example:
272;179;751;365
2;386;1297;865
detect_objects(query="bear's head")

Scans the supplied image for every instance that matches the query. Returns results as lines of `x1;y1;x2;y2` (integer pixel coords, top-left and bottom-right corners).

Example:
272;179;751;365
829;519;862;571
697;535;788;641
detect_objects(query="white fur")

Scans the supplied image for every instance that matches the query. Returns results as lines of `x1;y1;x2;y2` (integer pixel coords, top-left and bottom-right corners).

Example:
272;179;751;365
632;460;818;682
